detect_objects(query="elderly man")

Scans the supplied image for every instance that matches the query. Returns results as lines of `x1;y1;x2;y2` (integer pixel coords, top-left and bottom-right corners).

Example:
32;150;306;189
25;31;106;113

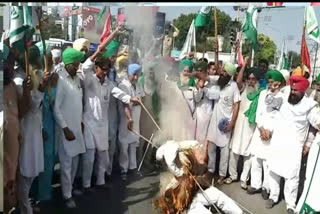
248;70;286;198
118;64;145;181
54;48;86;208
266;76;320;214
225;58;260;189
206;62;241;184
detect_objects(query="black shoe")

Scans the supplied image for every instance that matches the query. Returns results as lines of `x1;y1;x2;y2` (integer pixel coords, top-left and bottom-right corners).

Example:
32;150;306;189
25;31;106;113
82;187;94;195
287;208;295;214
121;172;127;181
266;199;276;209
247;187;262;195
65;198;76;209
261;188;269;200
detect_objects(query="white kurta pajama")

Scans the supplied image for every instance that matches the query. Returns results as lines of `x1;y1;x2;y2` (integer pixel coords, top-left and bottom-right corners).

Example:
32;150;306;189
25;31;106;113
228;85;256;182
54;67;86;200
207;80;241;176
267;93;320;210
118;78;145;173
17;88;44;214
81;59;131;186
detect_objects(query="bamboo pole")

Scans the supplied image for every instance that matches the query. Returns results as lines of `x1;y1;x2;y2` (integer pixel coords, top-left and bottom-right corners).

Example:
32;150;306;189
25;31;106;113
214;7;219;70
138;97;162;132
130;129;159;149
36;7;49;73
313;43;319;82
137;134;154;172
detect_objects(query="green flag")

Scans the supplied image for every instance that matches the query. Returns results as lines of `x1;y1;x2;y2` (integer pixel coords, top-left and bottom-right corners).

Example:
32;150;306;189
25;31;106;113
9;6;35;53
194;6;211;28
103;40;120;58
305;6;320;44
277;40;290;70
97;6;106;23
242;6;258;50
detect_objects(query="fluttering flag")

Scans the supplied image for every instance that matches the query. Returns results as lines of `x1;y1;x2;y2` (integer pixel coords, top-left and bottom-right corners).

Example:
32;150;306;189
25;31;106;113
300;30;311;72
9;6;35;53
242;6;258;50
99;6;111;44
170;23;180;38
277;40;290;71
305;6;320;43
97;6;106;23
117;7;125;25
194;6;211;28
179;19;196;60
267;2;284;6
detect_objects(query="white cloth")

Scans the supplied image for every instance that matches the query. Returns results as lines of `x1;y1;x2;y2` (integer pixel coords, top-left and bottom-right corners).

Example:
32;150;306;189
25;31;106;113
58;143;80;199
250;155;270;192
118;78;144;144
54;67;86;157
82;59;131;151
188;186;243;214
296;133;320;213
51;49;61;58
208;143;229;176
194;83;219;142
268;94;320;179
229;86;256;156
73;38;90;52
17;174;35;214
81;149;95;188
228;152;251;182
269;170;299;210
207;80;241;147
17;83;44;178
118;142;137;173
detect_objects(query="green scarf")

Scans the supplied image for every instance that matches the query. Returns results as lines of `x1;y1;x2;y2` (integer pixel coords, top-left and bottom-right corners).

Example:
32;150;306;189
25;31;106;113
244;87;265;125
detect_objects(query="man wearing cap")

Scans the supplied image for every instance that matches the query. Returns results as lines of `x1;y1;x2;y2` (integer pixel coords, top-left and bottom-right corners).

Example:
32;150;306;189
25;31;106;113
206;62;241;184
225;57;259;189
51;49;62;71
248;70;287;199
118;63;145;181
266;76;320;214
53;48;86;208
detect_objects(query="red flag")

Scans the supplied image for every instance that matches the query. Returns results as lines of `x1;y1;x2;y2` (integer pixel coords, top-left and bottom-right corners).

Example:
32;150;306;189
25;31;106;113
117;7;125;25
238;50;244;67
300;30;311;71
311;2;320;6
100;7;111;44
267;2;284;6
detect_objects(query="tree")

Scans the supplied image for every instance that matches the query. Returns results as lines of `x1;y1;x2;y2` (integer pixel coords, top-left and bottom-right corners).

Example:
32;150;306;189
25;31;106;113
42;13;65;40
172;8;236;52
242;34;277;66
288;51;300;68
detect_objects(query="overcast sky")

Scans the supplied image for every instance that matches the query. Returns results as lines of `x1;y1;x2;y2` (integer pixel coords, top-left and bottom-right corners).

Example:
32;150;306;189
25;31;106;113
52;3;320;54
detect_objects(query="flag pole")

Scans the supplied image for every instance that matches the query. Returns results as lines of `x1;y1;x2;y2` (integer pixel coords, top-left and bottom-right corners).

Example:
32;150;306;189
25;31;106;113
301;7;307;75
24;35;30;76
36;6;49;74
313;42;319;81
214;6;219;70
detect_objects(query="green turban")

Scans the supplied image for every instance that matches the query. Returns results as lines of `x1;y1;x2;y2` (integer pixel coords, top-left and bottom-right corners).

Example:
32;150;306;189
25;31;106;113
223;62;236;76
103;40;121;58
316;74;320;84
266;70;285;83
62;48;85;65
28;45;41;65
36;41;51;60
194;61;208;71
178;59;193;73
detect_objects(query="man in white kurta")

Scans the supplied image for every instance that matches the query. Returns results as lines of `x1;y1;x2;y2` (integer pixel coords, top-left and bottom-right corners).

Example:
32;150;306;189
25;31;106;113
207;62;241;184
54;48;86;208
227;66;259;189
118;64;145;181
249;70;288;199
81;46;136;190
266;76;320;213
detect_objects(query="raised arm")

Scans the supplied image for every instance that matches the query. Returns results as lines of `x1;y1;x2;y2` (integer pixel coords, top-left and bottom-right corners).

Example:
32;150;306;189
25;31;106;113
236;56;250;90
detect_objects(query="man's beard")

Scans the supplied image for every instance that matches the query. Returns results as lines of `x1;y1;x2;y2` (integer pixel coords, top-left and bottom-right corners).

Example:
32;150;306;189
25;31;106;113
217;75;231;89
288;93;303;105
246;84;258;94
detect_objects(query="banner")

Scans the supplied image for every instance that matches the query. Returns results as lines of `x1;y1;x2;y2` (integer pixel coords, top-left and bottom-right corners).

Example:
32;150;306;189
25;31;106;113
82;6;107;44
154;12;166;38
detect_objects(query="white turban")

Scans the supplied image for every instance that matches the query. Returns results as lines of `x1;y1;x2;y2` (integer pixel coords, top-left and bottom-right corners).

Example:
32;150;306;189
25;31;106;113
73;38;90;52
51;49;61;58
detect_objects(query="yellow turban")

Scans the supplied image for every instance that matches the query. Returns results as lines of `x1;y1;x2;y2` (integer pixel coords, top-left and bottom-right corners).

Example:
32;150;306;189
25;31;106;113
292;65;309;77
73;38;90;52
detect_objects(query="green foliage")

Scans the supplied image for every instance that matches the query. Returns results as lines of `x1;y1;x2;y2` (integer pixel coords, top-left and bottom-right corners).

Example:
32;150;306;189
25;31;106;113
288;51;300;68
242;34;277;66
42;13;64;40
172;8;236;52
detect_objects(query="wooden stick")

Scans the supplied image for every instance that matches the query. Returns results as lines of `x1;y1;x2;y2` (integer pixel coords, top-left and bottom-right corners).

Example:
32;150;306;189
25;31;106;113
138;97;162;132
25;42;30;76
131;129;159;148
138;134;154;172
214;7;219;71
36;7;49;73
